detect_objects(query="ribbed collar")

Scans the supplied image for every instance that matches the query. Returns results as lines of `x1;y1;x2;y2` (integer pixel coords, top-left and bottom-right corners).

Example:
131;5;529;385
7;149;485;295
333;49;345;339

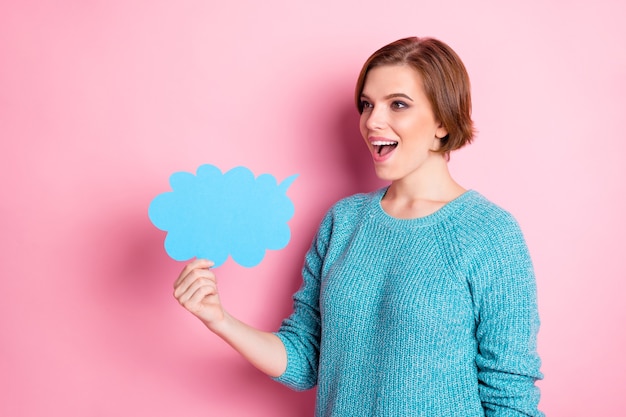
368;186;479;229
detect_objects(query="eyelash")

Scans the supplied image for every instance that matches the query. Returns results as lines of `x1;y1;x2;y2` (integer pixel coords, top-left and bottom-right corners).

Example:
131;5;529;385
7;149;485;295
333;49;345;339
360;100;408;111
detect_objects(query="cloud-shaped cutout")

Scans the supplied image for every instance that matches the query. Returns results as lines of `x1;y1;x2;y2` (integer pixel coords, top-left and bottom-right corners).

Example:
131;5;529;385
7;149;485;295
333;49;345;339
149;164;298;267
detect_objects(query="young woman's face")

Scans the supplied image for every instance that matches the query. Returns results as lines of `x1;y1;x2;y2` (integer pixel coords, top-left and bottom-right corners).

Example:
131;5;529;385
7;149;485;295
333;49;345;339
359;64;448;182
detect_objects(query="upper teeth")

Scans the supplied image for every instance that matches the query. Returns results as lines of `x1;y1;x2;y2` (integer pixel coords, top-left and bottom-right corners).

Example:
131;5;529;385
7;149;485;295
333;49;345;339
371;140;397;146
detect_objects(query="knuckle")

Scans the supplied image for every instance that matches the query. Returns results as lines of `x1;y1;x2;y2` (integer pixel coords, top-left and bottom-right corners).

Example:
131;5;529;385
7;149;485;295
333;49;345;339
182;298;198;310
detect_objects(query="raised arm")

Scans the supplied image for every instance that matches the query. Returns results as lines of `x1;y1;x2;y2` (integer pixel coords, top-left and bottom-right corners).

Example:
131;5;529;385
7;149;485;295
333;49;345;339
173;258;287;378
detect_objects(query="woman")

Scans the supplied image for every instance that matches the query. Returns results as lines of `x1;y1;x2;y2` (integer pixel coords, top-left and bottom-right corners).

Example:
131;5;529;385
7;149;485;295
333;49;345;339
174;37;544;416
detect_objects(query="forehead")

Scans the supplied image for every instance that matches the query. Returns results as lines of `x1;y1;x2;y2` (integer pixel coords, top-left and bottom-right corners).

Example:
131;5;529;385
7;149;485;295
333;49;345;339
362;64;424;95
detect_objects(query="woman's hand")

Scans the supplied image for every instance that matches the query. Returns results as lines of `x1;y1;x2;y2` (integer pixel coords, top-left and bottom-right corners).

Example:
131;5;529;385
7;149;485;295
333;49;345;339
173;258;224;330
173;258;288;377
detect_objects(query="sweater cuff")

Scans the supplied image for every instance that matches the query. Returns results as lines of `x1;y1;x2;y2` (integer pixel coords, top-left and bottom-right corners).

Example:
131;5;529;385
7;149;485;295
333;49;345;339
270;332;317;391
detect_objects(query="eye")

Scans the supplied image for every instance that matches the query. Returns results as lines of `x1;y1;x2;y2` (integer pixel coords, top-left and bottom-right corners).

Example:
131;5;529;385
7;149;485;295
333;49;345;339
360;100;373;111
391;100;408;110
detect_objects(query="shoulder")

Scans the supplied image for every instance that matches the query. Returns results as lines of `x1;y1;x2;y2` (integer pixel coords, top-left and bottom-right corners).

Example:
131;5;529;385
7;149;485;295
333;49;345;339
452;191;529;257
456;191;523;236
324;188;383;221
314;188;383;240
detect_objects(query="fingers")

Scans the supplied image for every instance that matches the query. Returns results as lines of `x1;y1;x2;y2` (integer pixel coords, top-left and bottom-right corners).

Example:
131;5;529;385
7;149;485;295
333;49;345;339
186;281;217;308
173;259;218;304
176;274;217;306
174;258;215;289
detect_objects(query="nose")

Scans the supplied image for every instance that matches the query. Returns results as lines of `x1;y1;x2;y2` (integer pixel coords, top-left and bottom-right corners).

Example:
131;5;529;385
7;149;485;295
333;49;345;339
363;105;387;131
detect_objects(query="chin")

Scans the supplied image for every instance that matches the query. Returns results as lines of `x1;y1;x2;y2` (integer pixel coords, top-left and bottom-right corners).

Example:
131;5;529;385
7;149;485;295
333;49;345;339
373;168;396;182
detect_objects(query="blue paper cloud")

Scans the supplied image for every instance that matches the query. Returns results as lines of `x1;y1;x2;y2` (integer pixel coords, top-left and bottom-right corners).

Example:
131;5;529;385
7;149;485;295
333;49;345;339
149;164;298;267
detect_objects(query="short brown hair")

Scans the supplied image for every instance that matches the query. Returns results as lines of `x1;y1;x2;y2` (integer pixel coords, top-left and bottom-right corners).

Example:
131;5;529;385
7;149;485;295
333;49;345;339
355;37;475;154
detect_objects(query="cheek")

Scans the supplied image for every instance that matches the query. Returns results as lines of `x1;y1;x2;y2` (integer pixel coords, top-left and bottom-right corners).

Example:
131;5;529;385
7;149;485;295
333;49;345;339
358;116;368;138
400;116;434;137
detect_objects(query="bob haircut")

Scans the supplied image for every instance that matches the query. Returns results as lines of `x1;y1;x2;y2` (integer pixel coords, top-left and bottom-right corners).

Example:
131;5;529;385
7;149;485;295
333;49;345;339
355;37;475;155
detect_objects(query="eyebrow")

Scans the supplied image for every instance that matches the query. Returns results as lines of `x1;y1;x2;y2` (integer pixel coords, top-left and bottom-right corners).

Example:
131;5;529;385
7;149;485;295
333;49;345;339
360;93;414;102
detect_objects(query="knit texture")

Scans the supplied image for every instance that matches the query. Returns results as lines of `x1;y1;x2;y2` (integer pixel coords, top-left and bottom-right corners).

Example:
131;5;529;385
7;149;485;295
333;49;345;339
274;188;544;417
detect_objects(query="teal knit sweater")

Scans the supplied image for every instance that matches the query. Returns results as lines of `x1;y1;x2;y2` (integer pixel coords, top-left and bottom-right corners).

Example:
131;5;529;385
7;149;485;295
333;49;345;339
274;188;543;416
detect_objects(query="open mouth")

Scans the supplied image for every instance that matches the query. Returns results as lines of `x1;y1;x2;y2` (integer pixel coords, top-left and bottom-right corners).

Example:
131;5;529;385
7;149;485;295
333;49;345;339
371;140;398;157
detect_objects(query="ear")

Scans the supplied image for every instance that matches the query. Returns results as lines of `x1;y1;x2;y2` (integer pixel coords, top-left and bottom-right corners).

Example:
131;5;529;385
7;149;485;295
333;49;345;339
430;124;448;151
435;123;448;141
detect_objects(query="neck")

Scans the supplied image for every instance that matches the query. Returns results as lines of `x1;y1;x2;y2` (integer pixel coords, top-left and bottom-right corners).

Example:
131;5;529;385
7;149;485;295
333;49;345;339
386;153;465;202
380;153;465;219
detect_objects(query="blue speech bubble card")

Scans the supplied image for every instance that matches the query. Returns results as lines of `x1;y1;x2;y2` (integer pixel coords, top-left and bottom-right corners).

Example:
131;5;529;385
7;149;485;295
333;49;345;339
149;164;298;267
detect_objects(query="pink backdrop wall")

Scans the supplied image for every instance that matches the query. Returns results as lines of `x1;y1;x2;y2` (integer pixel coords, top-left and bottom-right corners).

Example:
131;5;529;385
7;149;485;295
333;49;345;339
2;1;625;415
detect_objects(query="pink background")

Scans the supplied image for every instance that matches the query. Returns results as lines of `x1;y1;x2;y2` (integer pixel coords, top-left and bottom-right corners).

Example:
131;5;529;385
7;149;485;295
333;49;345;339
2;1;625;416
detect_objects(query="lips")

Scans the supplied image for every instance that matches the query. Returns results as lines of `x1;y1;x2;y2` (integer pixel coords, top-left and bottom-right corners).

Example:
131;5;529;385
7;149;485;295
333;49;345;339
370;138;398;159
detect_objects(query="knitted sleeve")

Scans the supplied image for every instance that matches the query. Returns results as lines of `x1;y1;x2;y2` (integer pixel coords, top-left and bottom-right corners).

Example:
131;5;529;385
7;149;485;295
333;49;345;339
467;210;544;416
271;210;331;391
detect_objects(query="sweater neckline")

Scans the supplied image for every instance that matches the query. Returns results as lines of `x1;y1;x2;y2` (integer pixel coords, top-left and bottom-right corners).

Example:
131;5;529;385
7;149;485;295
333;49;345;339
371;186;478;228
